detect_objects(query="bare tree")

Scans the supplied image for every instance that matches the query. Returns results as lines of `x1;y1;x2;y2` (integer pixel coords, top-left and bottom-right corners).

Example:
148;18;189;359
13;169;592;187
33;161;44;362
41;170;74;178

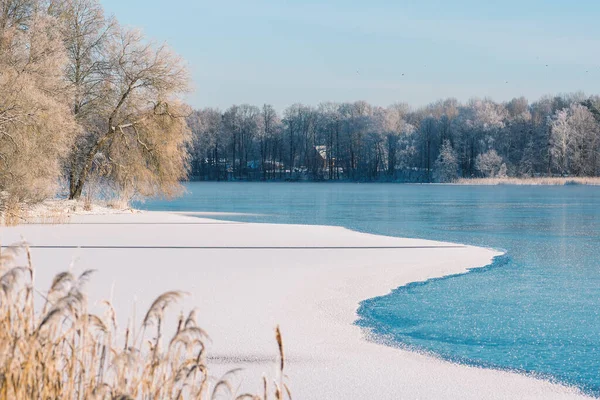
383;103;411;177
49;0;117;196
550;108;572;175
0;0;35;34
0;7;76;206
259;104;279;180
0;0;193;216
187;93;600;183
187;108;225;180
550;104;600;176
67;27;192;199
316;102;342;180
283;104;313;179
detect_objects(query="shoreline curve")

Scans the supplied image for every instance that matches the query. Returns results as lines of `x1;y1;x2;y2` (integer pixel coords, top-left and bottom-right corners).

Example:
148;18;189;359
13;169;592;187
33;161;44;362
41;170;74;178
1;211;592;399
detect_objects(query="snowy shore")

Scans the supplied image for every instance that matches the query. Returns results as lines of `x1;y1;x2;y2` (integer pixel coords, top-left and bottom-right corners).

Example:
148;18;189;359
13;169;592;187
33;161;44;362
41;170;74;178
0;211;591;399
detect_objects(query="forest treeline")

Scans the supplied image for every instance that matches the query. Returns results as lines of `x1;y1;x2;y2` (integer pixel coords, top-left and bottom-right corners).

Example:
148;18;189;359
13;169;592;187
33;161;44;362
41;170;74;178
0;0;191;216
188;94;600;182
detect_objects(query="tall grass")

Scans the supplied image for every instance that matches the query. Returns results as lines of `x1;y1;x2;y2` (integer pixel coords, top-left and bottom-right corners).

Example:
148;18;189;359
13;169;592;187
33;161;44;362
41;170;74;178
0;196;25;227
0;244;290;400
456;177;600;186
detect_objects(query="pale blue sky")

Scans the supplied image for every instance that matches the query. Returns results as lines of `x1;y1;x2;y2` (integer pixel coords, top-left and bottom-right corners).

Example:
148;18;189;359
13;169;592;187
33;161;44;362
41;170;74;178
102;0;600;110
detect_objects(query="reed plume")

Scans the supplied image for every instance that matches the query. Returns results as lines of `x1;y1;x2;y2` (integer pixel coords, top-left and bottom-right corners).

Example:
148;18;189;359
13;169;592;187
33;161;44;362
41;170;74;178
0;243;291;400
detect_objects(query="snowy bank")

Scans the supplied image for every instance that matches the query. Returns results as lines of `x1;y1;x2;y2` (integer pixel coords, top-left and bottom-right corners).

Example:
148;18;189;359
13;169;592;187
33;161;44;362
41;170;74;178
0;212;591;399
12;199;139;225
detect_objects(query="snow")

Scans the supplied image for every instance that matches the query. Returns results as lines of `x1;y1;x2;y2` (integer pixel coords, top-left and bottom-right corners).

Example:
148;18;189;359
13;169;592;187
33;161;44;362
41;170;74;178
24;199;138;219
0;211;591;399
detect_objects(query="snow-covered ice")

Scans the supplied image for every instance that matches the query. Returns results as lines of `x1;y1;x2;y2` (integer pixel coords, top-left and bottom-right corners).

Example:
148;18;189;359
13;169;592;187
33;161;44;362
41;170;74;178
0;211;591;399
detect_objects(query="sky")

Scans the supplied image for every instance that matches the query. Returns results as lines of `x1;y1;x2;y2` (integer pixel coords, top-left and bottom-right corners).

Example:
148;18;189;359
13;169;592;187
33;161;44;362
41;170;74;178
102;0;600;111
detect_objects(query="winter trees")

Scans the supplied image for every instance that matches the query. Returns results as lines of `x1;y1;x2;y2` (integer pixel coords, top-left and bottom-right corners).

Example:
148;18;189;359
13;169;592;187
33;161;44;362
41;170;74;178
187;108;225;180
0;3;76;206
65;26;192;199
550;104;600;176
465;99;506;175
283;104;316;179
187;94;600;182
237;105;261;178
35;0;191;201
316;102;342;180
550;108;572;175
383;103;412;177
418;115;438;182
50;0;116;197
0;0;193;217
500;97;531;171
434;140;459;182
222;105;262;179
475;150;505;178
259;104;281;180
3;1;600;215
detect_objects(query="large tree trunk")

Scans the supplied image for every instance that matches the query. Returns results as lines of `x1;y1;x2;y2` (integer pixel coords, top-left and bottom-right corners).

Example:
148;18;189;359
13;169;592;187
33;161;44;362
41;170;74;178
69;131;112;199
68;161;78;199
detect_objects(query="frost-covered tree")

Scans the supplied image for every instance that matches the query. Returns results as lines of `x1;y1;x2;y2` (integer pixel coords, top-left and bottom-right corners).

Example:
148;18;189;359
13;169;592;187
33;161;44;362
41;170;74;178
416;114;438;182
550;108;573;175
258;104;281;180
187;94;600;182
67;27;192;199
497;162;508;178
283;104;317;179
316;102;343;180
382;103;412;176
187;108;225;180
550;104;600;176
50;0;117;196
500;97;532;167
476;149;504;177
519;139;537;177
0;5;76;206
222;104;261;179
434;140;459;182
0;0;194;213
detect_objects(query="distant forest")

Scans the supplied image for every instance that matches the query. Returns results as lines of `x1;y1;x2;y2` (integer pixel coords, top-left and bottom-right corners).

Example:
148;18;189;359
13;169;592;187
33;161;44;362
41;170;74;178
187;93;600;182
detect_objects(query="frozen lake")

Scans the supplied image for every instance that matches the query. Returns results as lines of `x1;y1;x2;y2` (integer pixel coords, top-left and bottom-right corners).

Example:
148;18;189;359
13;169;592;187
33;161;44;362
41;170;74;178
139;182;600;395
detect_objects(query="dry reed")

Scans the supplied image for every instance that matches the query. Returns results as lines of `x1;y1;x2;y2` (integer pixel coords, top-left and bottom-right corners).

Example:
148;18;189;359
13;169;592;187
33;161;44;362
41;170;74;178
455;177;600;186
0;243;291;400
0;197;26;226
